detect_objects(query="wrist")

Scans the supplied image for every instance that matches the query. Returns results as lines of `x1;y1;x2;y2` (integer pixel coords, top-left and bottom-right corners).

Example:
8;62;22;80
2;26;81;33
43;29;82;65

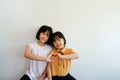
44;57;47;62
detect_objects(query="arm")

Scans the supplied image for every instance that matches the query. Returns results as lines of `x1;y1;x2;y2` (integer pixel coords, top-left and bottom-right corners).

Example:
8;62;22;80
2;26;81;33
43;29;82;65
38;57;52;80
38;65;47;80
47;62;52;80
38;53;53;80
56;52;79;59
24;45;51;62
38;63;52;80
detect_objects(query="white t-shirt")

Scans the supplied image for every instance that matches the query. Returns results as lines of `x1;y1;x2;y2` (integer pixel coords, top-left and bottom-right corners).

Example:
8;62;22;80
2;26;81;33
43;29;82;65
26;42;52;80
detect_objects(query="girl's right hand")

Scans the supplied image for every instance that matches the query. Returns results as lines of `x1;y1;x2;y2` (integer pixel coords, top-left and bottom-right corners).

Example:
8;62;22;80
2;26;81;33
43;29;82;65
46;53;53;62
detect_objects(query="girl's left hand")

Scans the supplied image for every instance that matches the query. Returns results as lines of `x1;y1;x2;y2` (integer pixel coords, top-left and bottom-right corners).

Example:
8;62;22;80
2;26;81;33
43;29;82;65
56;53;63;59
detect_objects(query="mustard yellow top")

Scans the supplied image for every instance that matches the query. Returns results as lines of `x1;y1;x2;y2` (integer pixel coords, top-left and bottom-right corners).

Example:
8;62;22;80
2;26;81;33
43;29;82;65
50;48;74;76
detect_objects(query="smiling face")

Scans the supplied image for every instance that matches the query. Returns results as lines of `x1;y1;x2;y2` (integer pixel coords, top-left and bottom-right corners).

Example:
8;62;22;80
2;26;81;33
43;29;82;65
39;31;50;44
36;25;53;45
53;35;65;49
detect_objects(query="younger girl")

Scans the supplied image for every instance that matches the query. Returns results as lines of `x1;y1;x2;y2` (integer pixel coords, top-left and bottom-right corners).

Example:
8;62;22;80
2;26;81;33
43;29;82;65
20;25;53;80
49;31;79;80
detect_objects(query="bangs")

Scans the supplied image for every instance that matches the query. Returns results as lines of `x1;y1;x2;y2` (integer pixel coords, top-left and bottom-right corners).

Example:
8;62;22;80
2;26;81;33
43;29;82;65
54;35;61;41
52;31;66;45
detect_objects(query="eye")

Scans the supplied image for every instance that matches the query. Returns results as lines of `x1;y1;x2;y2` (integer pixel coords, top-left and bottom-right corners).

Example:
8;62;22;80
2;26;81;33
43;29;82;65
58;39;61;41
43;32;49;37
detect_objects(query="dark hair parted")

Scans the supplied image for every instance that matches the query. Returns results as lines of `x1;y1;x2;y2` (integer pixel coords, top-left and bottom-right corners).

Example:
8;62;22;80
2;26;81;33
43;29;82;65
36;25;53;45
51;31;66;45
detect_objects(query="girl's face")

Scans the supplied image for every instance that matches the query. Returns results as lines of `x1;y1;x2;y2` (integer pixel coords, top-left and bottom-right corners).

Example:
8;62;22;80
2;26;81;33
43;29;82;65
53;36;65;49
39;31;49;44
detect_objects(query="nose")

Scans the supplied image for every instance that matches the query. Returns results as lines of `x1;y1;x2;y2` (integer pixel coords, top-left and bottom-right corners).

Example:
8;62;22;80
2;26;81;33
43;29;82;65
56;40;60;44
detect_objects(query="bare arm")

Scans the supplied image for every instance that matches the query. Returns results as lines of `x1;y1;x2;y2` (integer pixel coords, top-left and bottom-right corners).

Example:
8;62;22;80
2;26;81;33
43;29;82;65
38;65;47;80
24;45;51;62
56;52;79;59
47;62;52;80
38;53;53;80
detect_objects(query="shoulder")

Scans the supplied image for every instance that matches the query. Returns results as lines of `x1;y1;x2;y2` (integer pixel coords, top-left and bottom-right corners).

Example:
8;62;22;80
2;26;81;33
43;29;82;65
62;48;73;51
26;42;37;48
44;44;53;50
45;44;51;48
62;48;75;54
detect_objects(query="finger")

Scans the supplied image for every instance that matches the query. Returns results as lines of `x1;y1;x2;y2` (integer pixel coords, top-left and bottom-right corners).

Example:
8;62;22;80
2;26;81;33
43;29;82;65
52;53;57;56
48;53;53;57
56;53;61;56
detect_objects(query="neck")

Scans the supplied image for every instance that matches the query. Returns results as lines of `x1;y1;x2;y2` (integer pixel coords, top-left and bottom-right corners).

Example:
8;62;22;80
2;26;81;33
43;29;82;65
37;41;45;46
56;47;64;51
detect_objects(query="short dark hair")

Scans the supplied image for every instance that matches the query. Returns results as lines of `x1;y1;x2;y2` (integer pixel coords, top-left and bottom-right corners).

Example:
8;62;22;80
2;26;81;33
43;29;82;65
51;31;66;46
36;25;53;44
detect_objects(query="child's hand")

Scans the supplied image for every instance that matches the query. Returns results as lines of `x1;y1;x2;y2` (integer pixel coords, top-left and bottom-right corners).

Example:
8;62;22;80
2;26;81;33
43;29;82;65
56;53;64;60
38;75;45;80
46;53;53;62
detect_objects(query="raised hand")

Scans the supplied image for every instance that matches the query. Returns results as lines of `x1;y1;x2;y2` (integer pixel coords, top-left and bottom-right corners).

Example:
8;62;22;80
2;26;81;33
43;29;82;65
55;53;63;60
46;53;53;62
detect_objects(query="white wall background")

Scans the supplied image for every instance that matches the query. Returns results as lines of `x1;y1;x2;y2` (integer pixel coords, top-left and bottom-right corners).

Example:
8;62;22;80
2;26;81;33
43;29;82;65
0;0;120;80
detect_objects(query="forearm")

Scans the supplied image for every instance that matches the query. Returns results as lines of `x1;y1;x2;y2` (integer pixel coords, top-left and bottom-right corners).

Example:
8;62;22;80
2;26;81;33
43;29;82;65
41;67;47;77
24;53;47;61
39;71;47;80
38;64;48;80
24;45;47;61
47;63;52;80
62;53;79;59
